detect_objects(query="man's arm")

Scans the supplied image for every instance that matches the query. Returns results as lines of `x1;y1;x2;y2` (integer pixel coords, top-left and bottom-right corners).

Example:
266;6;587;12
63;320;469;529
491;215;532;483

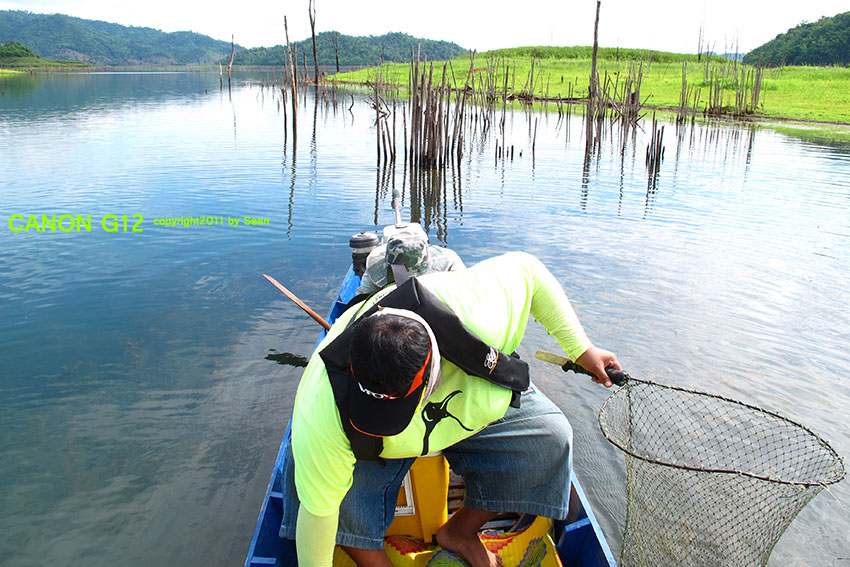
517;252;621;387
289;346;358;566
296;507;339;567
423;251;619;387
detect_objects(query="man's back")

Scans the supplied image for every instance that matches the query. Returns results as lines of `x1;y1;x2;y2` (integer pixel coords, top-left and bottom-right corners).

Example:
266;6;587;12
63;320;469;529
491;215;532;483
290;252;593;517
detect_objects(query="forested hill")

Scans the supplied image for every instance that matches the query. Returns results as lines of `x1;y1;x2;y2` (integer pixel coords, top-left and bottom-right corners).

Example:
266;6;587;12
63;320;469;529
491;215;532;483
0;11;466;68
743;11;850;67
0;10;238;65
234;31;467;66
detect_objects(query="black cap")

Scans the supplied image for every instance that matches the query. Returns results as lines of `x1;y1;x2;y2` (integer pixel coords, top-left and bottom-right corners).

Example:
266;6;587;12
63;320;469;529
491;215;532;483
347;349;431;437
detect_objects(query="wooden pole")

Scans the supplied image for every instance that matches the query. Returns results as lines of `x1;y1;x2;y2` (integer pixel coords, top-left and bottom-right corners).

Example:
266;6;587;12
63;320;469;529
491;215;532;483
262;274;331;330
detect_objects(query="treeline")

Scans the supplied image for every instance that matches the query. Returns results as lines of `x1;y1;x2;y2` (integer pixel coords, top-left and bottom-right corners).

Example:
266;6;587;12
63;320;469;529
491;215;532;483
0;39;36;58
0;39;90;69
0;11;466;68
743;11;850;67
0;10;236;65
234;31;466;67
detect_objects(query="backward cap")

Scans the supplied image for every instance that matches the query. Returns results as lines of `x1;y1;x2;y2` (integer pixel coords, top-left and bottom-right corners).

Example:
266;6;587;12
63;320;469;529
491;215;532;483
385;224;431;276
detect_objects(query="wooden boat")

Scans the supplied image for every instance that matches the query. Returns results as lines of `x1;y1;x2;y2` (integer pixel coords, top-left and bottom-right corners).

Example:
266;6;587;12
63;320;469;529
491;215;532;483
246;265;617;567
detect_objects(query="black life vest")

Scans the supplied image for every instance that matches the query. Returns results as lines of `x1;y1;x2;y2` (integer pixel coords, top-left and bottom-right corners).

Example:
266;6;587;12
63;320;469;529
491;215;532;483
319;267;529;462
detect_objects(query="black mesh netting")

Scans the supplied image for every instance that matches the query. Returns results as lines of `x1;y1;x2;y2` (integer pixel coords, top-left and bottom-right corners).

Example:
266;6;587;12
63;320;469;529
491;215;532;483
598;379;845;567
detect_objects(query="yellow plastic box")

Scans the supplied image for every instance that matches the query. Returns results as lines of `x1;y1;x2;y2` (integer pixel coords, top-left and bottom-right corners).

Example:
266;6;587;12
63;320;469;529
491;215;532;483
385;453;449;543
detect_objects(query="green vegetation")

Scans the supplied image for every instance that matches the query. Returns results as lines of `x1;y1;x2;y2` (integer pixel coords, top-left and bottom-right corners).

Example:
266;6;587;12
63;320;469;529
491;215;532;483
743;11;850;67
755;65;850;123
0;39;90;70
235;31;465;67
336;47;850;124
0;39;34;57
2;8;847;126
0;11;464;68
0;10;234;65
490;45;694;63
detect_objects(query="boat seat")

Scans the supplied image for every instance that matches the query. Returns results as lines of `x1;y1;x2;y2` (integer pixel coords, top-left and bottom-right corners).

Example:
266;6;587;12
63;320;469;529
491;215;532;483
385;453;449;543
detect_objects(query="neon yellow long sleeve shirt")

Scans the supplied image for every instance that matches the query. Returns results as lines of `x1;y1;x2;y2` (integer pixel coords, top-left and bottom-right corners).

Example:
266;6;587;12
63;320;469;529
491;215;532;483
291;252;593;567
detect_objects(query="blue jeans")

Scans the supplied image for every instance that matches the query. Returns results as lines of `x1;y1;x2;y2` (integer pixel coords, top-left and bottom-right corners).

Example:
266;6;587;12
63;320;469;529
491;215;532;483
279;385;573;550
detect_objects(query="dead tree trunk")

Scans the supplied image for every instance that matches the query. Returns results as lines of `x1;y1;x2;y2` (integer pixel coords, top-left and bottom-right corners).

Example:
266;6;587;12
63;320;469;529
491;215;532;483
333;32;340;74
586;0;601;151
227;35;235;89
284;16;298;122
293;42;298;85
309;0;319;84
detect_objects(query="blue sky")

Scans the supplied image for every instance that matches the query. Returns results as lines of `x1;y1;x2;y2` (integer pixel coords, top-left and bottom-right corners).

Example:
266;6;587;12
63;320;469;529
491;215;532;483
2;0;847;53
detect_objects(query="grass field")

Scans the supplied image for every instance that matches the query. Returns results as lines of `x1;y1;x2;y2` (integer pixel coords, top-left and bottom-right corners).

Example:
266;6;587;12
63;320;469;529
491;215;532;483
334;46;850;125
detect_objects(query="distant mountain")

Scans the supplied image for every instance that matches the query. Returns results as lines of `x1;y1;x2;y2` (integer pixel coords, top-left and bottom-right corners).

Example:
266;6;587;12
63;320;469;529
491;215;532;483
234;31;467;67
0;10;237;65
0;11;467;69
718;52;745;62
743;11;850;67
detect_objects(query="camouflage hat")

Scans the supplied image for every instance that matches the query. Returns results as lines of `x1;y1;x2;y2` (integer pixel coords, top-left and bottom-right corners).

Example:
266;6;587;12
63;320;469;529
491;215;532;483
385;223;432;276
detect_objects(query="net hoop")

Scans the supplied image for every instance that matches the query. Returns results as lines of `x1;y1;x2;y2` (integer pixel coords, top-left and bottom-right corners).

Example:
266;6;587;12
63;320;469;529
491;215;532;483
598;378;845;487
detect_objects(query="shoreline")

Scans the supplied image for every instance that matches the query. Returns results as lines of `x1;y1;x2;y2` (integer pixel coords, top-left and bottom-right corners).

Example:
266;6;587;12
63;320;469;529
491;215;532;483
5;65;849;140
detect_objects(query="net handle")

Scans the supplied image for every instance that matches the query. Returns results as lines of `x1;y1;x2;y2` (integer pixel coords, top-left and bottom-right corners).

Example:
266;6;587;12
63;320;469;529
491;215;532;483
534;350;630;386
562;358;629;386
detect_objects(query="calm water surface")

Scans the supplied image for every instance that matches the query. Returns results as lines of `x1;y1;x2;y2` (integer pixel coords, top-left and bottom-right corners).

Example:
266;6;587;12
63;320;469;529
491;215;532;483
1;71;848;566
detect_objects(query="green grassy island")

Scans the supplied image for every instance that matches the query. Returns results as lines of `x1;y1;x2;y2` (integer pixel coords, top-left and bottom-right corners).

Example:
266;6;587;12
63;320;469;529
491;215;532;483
333;46;850;137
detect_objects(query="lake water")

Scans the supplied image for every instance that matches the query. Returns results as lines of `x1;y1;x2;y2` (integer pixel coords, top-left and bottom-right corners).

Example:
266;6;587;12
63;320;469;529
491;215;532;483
1;71;848;566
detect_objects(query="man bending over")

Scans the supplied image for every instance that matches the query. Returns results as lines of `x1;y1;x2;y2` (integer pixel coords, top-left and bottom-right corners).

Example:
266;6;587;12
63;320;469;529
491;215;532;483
279;252;620;567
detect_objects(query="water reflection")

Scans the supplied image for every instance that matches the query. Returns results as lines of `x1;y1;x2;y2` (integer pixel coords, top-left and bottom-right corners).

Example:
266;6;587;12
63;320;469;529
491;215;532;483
254;79;783;242
264;350;308;367
1;72;221;120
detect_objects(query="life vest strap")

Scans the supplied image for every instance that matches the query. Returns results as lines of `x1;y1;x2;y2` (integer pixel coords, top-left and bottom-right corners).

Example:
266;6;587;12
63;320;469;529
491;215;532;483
320;272;529;461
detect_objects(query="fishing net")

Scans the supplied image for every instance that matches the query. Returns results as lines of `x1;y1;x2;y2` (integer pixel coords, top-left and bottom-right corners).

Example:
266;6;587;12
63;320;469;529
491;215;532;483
598;378;845;567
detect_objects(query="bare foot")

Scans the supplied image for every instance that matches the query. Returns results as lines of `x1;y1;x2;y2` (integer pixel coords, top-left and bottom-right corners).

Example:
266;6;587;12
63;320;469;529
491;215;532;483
437;518;503;567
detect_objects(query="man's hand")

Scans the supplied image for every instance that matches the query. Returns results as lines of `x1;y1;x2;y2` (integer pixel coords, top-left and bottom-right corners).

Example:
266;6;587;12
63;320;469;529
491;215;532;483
575;346;621;388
